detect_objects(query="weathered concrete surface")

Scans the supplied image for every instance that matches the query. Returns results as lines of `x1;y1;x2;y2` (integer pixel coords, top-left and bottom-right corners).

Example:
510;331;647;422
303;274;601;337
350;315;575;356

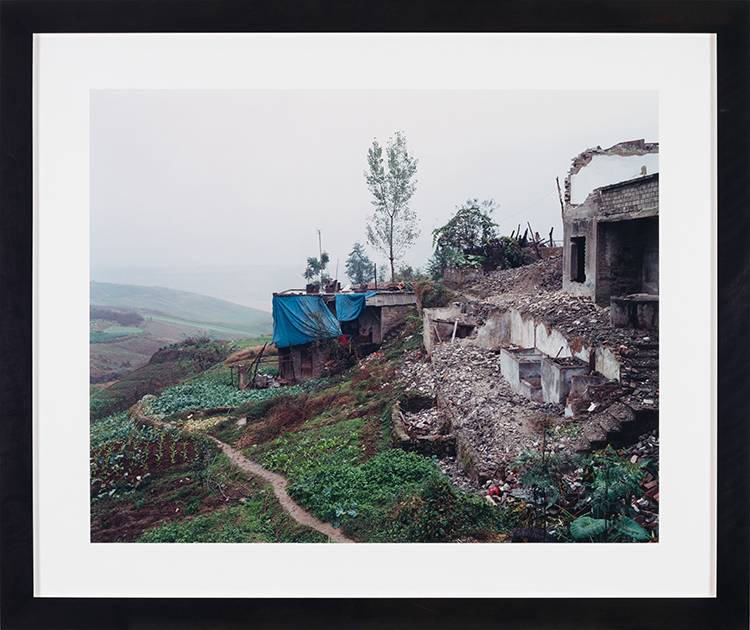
541;356;589;404
610;294;659;329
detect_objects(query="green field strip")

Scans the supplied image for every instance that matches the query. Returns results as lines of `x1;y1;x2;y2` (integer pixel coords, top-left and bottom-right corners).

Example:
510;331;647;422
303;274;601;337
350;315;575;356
144;315;268;337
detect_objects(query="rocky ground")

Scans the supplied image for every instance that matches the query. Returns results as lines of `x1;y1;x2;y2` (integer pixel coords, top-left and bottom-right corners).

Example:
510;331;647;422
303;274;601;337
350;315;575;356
394;253;659;513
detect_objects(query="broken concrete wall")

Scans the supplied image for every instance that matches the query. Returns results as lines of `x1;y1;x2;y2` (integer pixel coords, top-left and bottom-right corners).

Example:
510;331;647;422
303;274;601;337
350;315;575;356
423;305;464;354
425;305;621;381
500;348;544;393
356;307;380;343
564;140;659;206
610;294;659;329
563;176;659;305
562;140;659;306
472;311;511;348
541;356;589;404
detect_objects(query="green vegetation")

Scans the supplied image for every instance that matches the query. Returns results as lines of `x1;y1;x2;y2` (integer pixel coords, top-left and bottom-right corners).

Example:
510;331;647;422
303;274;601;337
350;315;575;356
145;377;319;416
345;241;375;284
431;198;499;272
428;198;542;279
90;412;192;504
90;283;273;386
91;306;652;545
509;431;656;543
90;337;233;421
138;500;324;543
567;446;652;542
137;452;326;544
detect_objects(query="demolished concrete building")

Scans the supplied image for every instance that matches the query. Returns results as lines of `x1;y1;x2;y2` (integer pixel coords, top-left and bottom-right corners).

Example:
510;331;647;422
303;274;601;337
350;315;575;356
562;139;659;325
273;284;416;384
407;141;658;493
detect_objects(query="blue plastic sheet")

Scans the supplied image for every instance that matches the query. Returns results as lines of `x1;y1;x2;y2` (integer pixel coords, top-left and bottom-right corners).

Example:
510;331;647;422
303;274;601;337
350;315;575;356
272;295;342;348
335;292;378;322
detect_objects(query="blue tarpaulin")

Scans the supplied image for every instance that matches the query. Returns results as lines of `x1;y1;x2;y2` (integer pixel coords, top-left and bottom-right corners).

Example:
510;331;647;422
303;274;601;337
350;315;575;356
272;295;342;348
335;292;378;322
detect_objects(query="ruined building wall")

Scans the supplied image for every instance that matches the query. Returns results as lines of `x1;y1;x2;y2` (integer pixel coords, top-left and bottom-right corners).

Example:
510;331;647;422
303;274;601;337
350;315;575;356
596;216;659;303
426;306;620;381
564;139;659;206
563;174;658;304
381;305;412;340
356;308;381;343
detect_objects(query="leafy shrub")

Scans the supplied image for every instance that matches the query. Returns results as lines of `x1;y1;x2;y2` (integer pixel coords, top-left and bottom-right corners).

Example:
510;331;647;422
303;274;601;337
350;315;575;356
414;280;459;310
90;412;190;503
147;379;319;416
286;449;483;539
137;496;326;543
289;450;438;518
259;427;362;482
384;475;499;542
569;445;652;542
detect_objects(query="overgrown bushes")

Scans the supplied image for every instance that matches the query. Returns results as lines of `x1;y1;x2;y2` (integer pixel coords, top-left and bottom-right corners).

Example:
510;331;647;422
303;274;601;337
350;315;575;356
288;449;501;542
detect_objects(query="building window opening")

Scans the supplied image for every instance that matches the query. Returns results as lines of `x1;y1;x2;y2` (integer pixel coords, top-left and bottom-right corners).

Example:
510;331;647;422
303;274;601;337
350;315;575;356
570;236;586;283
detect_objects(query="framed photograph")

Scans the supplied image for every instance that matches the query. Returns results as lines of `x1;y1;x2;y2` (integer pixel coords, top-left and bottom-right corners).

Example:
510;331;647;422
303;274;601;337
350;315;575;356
2;1;747;628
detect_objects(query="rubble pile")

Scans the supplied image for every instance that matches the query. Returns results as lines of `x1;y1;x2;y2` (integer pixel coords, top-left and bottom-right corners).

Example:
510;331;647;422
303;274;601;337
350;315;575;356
487;429;660;533
472;253;564;297
398;343;559;485
393;253;659;502
623;430;660;529
470;255;659;411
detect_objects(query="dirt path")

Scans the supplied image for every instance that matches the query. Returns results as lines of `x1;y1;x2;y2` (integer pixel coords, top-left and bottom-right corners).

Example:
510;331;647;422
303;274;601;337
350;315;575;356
131;404;354;543
207;436;355;544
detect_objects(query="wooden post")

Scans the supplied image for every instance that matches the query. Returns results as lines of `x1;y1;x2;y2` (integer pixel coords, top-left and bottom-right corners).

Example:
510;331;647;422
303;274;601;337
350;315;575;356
249;343;268;389
451;320;458;342
556;177;565;216
528;221;540;257
433;323;443;343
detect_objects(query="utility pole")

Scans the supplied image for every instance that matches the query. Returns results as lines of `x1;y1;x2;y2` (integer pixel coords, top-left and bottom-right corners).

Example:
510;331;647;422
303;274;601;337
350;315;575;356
316;228;323;293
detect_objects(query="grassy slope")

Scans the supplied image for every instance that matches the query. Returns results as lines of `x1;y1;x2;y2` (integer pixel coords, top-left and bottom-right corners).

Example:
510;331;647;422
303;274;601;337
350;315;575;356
90;281;272;332
91;308;503;544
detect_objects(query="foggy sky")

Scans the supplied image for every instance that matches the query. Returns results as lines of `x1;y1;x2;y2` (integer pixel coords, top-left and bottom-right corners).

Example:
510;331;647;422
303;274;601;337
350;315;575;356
90;89;657;302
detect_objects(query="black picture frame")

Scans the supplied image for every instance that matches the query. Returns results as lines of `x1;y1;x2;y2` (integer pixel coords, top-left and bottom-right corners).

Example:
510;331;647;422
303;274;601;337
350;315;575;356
1;1;747;628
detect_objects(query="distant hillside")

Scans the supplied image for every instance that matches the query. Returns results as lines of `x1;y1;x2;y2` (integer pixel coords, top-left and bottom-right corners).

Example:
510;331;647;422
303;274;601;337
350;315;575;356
90;282;273;385
90;282;273;330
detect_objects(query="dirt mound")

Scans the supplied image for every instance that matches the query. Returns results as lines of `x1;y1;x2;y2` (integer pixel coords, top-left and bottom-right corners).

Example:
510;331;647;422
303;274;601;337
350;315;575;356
471;253;563;297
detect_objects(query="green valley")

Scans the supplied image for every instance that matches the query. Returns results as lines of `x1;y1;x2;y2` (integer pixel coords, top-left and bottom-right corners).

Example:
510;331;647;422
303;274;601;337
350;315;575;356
90;282;273;385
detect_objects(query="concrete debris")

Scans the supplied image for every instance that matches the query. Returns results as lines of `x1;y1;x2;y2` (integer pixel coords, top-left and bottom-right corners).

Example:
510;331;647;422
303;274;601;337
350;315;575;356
394;254;659;507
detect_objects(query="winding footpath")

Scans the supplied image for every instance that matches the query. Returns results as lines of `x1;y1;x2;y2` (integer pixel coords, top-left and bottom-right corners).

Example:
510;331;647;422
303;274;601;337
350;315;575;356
131;404;354;543
207;436;355;544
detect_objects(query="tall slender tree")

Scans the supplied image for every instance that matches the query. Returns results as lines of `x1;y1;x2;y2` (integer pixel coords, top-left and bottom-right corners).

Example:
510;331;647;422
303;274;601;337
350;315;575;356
364;131;419;282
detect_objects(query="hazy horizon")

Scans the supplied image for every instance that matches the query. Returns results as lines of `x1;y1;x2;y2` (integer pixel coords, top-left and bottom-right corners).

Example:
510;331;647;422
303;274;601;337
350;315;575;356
91;89;658;306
